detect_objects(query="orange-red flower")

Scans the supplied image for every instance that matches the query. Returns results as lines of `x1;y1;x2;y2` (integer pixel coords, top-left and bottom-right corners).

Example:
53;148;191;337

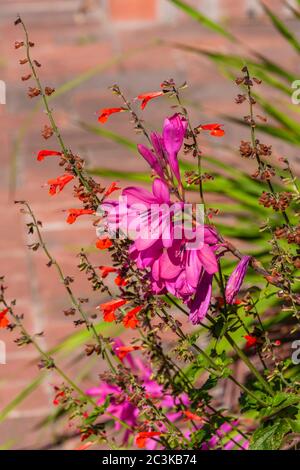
37;150;62;161
123;306;142;329
137;91;163;110
66;208;95;224
104;182;121;197
99;266;117;278
0;308;9;328
182;410;204;422
47;174;74;196
96;237;113;250
135;431;161;448
114;345;142;361
115;274;127;287
200;123;225;137
98;107;126;124
53;390;65;406
75;441;94;451
244;335;258;349
98;299;127;322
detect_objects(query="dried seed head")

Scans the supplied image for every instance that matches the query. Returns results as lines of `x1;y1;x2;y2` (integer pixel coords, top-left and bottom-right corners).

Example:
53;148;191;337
14;41;24;49
28;87;41;98
19;58;28;65
21;73;32;81
41;124;53;139
45;86;55;96
239;140;253;158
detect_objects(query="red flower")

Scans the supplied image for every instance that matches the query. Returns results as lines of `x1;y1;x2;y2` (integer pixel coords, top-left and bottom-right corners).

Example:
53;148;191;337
0;308;9;328
66;208;94;224
98;107;126;124
137;91;163;110
135;431;161;449
274;340;281;347
99;266;117;278
53;390;65;406
244;335;258;349
37;150;62;161
200;123;225;137
115;274;127;287
98;299;127;322
47;174;74;196
114;345;142;361
182;410;203;422
96;237;113;250
123;306;142;329
104;182;121;197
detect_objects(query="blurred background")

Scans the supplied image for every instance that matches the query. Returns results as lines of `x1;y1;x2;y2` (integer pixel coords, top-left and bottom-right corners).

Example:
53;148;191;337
0;0;300;449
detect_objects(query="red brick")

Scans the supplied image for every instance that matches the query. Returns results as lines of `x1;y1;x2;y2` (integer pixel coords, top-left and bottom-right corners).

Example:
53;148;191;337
109;0;157;21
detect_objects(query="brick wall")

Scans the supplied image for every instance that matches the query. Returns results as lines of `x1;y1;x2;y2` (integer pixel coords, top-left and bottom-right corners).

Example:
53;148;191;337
0;0;298;23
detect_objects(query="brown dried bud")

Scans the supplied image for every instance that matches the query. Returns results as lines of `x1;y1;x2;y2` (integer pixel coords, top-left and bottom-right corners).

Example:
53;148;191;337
45;86;55;96
253;77;262;85
34;60;41;67
239;140;253;158
14;17;21;26
14;41;24;49
85;344;96;356
274;226;288;239
29;41;35;47
28;87;41;98
235;77;244;85
287;225;300;245
257;143;272;157
235;94;246;104
41;124;53;140
21;74;32;81
259;191;292;211
63;308;76;316
293;256;300;269
19;58;28;65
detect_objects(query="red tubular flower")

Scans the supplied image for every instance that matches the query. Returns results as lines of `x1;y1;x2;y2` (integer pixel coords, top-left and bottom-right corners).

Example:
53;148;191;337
114;345;142;361
137;91;163;110
53;390;65;406
0;308;9;328
200;123;225;137
98;107;126;124
244;335;258;349
66;208;94;224
47;174;74;196
37;150;62;161
98;299;127;322
98;266;117;278
96;237;113;250
123;306;142;329
135;431;161;449
104;182;121;197
115;274;127;287
182;410;204;422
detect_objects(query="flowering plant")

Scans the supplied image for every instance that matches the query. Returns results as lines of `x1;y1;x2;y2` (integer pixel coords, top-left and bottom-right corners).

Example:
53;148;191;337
1;16;300;451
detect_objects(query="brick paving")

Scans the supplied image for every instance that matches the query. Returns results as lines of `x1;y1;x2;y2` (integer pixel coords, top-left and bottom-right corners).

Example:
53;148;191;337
0;0;299;449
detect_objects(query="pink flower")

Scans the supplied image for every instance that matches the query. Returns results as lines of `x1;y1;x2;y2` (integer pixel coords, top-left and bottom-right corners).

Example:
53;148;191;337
86;339;189;447
138;113;187;185
225;256;251;304
104;178;219;323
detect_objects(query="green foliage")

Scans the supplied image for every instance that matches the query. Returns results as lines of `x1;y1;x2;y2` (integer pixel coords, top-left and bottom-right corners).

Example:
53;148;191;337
250;419;291;450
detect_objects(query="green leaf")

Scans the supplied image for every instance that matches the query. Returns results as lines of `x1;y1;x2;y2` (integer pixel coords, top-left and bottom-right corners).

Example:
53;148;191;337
261;3;300;54
79;121;137;152
250;419;291;450
168;0;235;41
0;374;45;423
